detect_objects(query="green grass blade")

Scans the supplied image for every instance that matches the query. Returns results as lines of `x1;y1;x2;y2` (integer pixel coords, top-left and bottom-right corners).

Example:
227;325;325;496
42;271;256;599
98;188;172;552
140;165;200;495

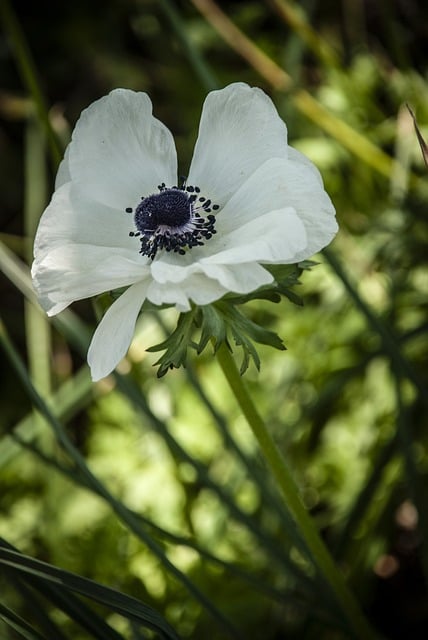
24;117;50;397
0;544;179;640
1;540;126;640
0;0;62;167
323;247;428;402
0;601;48;640
158;0;219;91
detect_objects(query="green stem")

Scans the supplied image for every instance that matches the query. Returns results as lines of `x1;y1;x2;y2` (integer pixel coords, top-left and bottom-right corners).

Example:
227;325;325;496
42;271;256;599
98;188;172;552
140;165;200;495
215;342;377;640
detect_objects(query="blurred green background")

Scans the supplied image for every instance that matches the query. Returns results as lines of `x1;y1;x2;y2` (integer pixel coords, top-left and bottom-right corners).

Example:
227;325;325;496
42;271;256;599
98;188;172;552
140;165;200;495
1;1;428;638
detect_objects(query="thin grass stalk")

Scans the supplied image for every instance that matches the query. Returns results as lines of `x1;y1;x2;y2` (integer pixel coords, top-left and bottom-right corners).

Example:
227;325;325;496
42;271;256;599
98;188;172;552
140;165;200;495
191;0;292;90
158;0;219;92
0;364;93;468
3;575;69;640
323;247;427;403
334;437;397;562
0;0;62;167
24;117;51;395
0;601;47;640
268;0;340;68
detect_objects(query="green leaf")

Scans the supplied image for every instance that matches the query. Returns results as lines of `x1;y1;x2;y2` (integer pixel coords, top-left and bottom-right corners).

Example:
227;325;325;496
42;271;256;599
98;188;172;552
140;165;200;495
147;309;198;377
276;285;304;306
0;544;180;640
0;601;47;640
215;303;286;374
198;304;227;353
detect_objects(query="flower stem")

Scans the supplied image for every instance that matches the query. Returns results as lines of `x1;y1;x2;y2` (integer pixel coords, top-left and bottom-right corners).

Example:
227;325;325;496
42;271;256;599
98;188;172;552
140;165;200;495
215;342;377;640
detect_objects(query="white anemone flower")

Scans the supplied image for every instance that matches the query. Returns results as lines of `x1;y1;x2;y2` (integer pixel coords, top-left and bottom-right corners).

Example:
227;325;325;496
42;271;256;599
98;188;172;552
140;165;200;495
32;83;338;381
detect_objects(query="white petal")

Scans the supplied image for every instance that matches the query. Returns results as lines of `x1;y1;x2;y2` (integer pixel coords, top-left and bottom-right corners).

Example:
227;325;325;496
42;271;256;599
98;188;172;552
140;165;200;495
278;148;338;260
184;274;229;306
68;89;177;209
201;208;307;265
34;183;139;261
287;147;323;186
188;83;288;205
213;157;297;236
200;262;273;293
55;146;71;189
146;280;193;312
150;251;199;284
150;251;273;295
32;245;149;315
88;279;150;381
147;273;229;312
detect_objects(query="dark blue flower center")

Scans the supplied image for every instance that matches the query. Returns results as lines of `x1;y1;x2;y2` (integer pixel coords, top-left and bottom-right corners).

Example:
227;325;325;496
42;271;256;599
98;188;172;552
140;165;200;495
126;182;219;260
135;189;191;232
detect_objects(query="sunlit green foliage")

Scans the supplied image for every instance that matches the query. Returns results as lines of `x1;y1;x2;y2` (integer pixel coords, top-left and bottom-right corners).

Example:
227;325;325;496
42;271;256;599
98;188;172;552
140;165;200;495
1;1;427;639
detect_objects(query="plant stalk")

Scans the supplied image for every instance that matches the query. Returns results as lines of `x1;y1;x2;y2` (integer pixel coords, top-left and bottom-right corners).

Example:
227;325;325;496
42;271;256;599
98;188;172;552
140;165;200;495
215;342;377;640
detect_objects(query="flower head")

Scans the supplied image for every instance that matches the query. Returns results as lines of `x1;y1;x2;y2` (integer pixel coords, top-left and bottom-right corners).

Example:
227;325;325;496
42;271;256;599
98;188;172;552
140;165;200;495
32;83;338;380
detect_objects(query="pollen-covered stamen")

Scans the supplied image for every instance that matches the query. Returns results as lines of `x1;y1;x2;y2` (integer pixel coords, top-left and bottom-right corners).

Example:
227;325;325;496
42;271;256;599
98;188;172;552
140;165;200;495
125;183;219;260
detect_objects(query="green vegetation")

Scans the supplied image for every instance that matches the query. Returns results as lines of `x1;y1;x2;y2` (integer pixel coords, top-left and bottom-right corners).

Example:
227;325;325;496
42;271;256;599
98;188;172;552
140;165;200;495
1;1;427;638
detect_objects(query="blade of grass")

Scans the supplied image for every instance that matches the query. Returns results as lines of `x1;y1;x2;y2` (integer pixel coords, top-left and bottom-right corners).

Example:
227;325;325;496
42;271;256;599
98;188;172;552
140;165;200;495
334;437;397;561
0;601;47;640
407;104;428;169
323;247;428;403
1;540;126;640
268;0;340;68
158;0;219;92
0;0;62;167
3;576;69;640
11;432;339;628
191;0;292;90
23;118;51;396
0;365;95;468
0;544;179;640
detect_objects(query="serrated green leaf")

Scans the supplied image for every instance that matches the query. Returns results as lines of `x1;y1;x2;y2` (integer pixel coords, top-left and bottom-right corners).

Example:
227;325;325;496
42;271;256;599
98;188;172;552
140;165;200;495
277;286;304;306
298;259;319;270
230;324;261;374
224;289;282;305
147;310;197;377
198;304;227;353
212;303;286;374
265;263;301;284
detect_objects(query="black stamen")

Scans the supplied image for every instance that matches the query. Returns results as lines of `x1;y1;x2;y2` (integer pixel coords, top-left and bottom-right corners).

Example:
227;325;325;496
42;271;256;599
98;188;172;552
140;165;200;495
128;181;219;260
